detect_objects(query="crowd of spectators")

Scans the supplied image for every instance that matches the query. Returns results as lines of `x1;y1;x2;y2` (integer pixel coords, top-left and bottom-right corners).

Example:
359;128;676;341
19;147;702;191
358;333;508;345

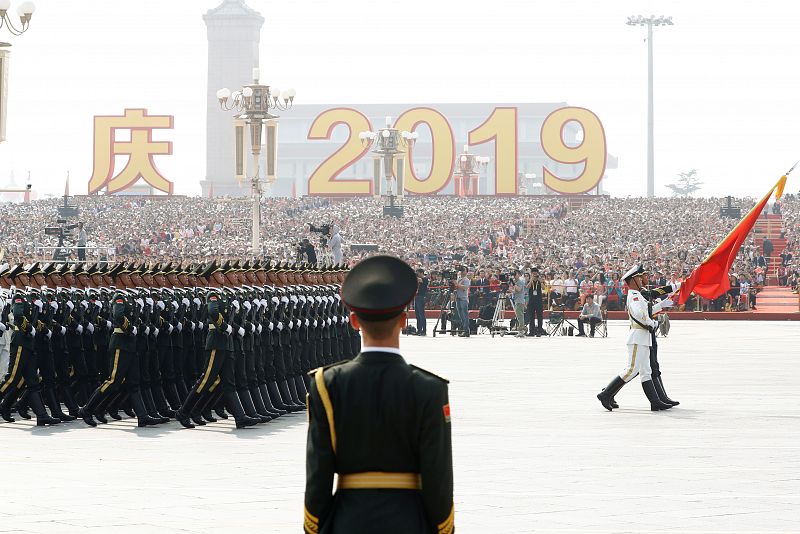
0;192;797;311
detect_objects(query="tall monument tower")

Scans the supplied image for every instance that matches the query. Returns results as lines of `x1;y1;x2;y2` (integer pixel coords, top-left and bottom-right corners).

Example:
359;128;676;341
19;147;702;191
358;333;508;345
202;0;264;198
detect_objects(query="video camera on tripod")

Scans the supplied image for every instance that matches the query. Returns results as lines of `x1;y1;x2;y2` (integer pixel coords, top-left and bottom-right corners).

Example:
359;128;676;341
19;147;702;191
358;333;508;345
305;223;332;248
44;219;81;261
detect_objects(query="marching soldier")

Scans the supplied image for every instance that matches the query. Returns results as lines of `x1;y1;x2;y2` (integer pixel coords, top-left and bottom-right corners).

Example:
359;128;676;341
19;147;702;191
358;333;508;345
596;265;673;411
304;255;454;534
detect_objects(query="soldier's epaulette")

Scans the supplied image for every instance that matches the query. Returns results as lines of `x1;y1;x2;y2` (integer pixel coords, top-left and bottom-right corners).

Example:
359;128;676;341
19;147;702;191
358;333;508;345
409;364;450;384
307;359;349;376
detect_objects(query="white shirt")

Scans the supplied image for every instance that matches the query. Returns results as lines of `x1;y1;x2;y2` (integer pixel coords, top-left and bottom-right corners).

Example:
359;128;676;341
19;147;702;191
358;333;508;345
360;346;403;356
564;278;578;294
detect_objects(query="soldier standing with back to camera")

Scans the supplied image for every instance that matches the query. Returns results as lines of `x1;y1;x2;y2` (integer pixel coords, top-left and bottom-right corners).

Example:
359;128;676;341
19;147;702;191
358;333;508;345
304;255;454;534
527;268;545;336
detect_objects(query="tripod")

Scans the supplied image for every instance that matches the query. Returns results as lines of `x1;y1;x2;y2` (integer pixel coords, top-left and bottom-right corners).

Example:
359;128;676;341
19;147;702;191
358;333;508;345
548;300;578;337
432;290;459;337
489;292;516;337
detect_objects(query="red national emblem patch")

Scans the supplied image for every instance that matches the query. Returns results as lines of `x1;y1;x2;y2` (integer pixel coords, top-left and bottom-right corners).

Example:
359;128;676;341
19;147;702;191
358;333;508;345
116;299;124;303
633;297;639;301
443;404;451;423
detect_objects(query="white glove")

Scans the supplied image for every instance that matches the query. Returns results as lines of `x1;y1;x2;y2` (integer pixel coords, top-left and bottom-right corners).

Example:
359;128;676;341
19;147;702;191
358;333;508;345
280;296;289;304
193;298;201;307
94;300;102;309
182;298;190;307
671;282;681;293
46;330;52;339
326;318;332;326
225;325;233;335
250;323;255;333
288;320;294;329
232;300;240;311
344;316;349;323
243;301;252;311
49;301;58;311
237;327;245;337
315;296;322;303
190;321;196;331
335;294;341;301
272;297;279;305
81;300;89;309
290;295;298;304
156;301;165;311
171;301;179;310
31;328;36;338
60;326;66;335
132;326;137;336
135;298;144;311
198;321;204;330
333;316;339;323
313;320;318;327
257;324;262;333
299;296;307;303
304;318;310;327
268;322;274;331
153;327;160;337
76;325;83;334
87;323;95;334
176;322;182;332
33;299;44;311
106;320;112;329
168;324;174;334
145;326;150;336
660;298;674;309
146;297;154;307
66;300;74;311
277;321;284;330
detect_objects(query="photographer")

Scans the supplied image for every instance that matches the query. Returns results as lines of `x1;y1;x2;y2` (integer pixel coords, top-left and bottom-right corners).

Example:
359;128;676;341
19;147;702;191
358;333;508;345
455;268;471;337
576;294;602;337
77;222;87;261
298;238;317;264
527;268;544;336
329;225;343;265
511;269;528;338
415;269;428;336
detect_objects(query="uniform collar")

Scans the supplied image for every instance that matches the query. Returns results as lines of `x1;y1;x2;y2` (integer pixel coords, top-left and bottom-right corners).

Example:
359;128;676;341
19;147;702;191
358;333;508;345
356;347;406;364
361;346;403;356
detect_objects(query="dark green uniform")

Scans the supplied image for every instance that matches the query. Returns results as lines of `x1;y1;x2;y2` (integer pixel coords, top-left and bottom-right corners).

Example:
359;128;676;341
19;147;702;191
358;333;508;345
304;350;454;534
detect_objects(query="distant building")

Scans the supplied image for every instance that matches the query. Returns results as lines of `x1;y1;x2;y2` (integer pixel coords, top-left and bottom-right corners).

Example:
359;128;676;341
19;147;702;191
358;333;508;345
202;0;263;198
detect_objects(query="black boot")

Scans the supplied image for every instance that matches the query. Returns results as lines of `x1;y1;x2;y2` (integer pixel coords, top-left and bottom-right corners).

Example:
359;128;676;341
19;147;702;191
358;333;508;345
294;375;308;399
175;388;202;429
213;393;228;419
151;384;176;418
642;380;672;411
597;376;626;412
259;383;287;416
267;381;292;412
250;385;280;418
142;388;170;423
654;376;679;406
29;391;61;426
45;388;75;422
283;378;305;409
105;391;126;420
78;389;103;427
131;391;163;427
164;381;183;412
224;391;260;429
238;389;271;423
59;384;81;417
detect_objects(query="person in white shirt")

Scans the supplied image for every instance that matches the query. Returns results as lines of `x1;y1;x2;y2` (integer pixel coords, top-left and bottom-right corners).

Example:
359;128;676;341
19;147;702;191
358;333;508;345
549;276;564;307
596;265;673;412
563;272;578;309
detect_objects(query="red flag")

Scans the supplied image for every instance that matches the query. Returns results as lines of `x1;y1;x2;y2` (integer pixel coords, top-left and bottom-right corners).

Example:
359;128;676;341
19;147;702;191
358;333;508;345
678;174;788;304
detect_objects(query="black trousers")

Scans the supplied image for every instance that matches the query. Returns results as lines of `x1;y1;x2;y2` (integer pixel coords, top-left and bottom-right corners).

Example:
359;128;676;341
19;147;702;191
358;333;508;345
97;346;141;399
414;296;427;334
0;344;40;398
650;335;661;379
77;247;86;261
233;348;249;392
577;316;602;335
192;348;236;395
528;301;543;333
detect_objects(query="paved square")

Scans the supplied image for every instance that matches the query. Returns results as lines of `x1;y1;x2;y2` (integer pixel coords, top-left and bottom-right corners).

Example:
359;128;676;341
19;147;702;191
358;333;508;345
2;321;799;533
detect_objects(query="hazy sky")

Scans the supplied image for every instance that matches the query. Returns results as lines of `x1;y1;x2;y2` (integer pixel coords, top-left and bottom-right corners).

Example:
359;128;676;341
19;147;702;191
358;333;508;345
1;0;798;198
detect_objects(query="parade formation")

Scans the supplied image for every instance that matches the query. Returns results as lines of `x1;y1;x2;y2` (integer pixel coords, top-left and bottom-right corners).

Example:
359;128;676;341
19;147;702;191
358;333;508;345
0;261;360;429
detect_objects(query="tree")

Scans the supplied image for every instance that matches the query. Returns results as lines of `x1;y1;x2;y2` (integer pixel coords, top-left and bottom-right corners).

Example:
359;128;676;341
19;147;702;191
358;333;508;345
666;169;703;197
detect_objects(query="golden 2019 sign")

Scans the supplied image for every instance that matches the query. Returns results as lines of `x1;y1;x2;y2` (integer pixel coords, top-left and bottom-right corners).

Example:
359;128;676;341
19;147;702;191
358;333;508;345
306;106;606;196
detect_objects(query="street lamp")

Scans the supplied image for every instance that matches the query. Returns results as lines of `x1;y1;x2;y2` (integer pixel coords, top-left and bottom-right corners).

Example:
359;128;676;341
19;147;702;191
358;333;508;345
454;145;489;196
217;67;295;254
360;116;418;199
627;14;673;198
0;0;35;36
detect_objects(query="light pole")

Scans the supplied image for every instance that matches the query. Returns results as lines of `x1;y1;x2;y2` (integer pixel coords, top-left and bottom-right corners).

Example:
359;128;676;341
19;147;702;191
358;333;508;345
217;68;295;254
627;14;673;198
0;0;35;36
454;145;489;196
359;117;417;215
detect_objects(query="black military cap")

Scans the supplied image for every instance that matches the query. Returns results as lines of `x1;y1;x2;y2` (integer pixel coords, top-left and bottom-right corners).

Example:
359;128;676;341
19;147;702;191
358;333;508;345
7;264;24;279
342;255;417;321
198;261;217;279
